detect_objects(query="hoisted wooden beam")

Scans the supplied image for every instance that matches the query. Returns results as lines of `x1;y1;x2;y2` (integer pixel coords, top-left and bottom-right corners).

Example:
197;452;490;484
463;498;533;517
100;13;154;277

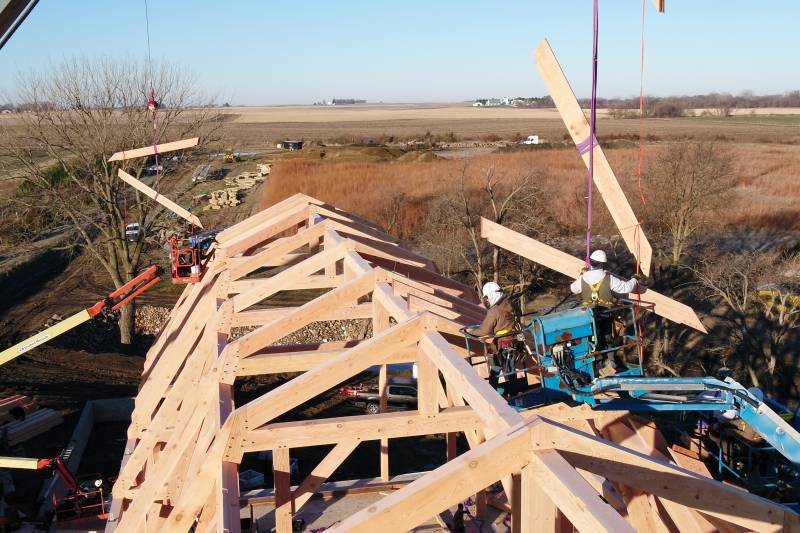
117;169;203;228
108;137;199;162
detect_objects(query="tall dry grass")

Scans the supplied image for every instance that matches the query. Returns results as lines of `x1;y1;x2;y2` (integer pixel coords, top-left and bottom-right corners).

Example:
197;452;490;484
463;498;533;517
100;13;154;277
260;142;800;240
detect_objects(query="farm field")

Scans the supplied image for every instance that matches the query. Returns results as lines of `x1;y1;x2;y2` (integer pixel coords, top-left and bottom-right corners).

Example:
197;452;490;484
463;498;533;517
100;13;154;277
217;103;800;149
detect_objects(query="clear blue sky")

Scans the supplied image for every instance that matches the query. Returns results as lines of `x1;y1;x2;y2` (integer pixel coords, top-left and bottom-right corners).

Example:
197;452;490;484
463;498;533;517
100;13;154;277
1;1;797;105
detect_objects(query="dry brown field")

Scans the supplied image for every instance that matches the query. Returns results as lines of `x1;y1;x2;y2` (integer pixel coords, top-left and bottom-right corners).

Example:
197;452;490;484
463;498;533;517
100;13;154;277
260;141;800;241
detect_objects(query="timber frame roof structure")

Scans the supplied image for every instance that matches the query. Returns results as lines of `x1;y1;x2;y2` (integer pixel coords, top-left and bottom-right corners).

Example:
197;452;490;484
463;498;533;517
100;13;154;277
107;194;800;532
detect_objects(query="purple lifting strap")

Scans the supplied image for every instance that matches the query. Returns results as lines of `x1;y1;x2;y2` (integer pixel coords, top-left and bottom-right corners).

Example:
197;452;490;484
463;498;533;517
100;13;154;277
577;133;599;155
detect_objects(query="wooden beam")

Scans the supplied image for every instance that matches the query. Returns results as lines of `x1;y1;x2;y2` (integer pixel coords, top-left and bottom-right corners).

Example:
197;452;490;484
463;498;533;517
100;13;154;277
292;440;360;511
229;273;339;294
236;270;375;358
373;282;413;322
520;462;558;533
237;344;418;376
417;348;439;416
241;314;424;430
534;39;652;274
540;418;800;532
108;137;199;162
330;419;540;533
118;169;203;228
219;202;310;258
652;0;665;13
481;218;707;333
244;407;483;451
528;450;634;533
420;330;522;435
274;447;293;533
232;301;369;328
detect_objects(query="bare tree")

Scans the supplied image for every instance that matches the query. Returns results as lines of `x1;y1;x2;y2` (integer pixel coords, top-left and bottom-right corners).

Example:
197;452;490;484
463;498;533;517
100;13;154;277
376;191;407;237
419;164;544;290
0;56;221;345
644;142;734;265
693;251;800;398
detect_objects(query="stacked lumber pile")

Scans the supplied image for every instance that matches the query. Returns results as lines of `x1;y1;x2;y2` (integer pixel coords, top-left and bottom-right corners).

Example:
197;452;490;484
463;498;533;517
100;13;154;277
0;394;36;424
200;171;266;211
1;408;63;446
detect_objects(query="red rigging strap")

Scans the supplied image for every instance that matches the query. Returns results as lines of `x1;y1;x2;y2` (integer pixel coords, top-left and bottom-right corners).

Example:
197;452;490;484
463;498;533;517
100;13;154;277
585;0;599;267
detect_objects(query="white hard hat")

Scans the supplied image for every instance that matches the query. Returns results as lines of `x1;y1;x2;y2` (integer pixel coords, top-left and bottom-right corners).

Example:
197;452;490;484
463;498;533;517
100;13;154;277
589;250;607;263
482;281;502;298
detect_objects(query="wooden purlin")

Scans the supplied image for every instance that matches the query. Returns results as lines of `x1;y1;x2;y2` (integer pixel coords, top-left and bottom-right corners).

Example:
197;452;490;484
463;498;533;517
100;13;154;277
110;196;800;533
481;217;708;333
107;137;199;162
534;39;653;275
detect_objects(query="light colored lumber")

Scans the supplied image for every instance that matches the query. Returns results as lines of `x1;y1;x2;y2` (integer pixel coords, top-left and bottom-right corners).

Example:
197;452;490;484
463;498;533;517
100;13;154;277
241;314;424;430
528;449;634;533
534;39;652;274
236;270;375;358
521;461;558;533
232;301;369;328
118;169;203;228
330;418;540;532
292;440;360;511
541;418;800;532
244;407;483;450
220;202;310;258
216;193;317;245
274;447;293;533
108;137;199;162
237;344;417;376
420;330;522;435
481;218;707;333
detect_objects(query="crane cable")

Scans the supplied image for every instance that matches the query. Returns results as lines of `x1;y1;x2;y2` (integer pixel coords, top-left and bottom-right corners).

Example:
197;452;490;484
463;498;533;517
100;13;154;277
633;0;649;362
585;0;599;267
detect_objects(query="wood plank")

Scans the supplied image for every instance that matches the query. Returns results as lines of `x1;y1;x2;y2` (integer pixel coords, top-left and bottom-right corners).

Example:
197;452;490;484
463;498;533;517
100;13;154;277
232;301;370;328
292;440;360;511
373;282;412;322
274;447;293;533
108;137;199;162
244;407;482;451
521;462;557;533
236;271;375;358
220;202;309;257
241;314;424;430
330;419;540;532
232;243;345;312
215;193;316;245
237;344;418;376
534;39;652;274
118;169;203;228
420;331;522;435
481;218;707;333
541;418;800;532
417;349;439;416
528;449;634;533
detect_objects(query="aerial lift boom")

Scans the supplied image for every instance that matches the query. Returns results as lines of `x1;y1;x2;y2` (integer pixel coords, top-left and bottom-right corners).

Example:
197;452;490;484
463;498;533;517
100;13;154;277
0;265;161;366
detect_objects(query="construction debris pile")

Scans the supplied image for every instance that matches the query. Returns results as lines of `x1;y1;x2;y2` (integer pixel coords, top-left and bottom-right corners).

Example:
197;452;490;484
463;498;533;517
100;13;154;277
203;171;267;211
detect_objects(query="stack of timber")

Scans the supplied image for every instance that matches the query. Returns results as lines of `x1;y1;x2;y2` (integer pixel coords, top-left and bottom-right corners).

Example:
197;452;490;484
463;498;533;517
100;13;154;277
105;193;800;533
0;394;36;424
2;408;62;446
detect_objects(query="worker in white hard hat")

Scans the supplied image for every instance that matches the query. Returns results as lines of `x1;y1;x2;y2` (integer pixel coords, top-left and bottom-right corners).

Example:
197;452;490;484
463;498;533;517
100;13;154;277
570;250;639;305
471;282;515;344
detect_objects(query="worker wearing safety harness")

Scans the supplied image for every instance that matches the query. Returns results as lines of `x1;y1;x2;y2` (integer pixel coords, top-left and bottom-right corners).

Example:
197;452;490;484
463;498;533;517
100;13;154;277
569;250;638;303
472;282;515;344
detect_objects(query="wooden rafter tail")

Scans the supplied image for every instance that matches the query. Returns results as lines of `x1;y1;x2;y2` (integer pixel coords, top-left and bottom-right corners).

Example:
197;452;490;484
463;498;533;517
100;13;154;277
117;169;203;229
107;137;199;162
534;39;653;275
481;218;707;333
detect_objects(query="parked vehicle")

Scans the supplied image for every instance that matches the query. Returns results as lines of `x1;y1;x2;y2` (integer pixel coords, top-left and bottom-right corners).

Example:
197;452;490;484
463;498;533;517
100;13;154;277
340;380;417;414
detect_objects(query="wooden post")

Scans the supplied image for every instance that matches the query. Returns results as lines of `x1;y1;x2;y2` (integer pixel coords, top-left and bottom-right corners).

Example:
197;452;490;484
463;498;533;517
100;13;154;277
521;463;557;533
273;447;293;533
373;299;391;482
510;472;522;533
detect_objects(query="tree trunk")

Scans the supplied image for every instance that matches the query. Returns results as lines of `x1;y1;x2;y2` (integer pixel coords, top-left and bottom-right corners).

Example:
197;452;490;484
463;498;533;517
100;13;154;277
119;300;136;347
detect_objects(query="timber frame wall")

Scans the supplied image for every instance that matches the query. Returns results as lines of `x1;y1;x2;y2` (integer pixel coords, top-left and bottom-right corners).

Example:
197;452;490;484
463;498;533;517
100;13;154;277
107;194;800;532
